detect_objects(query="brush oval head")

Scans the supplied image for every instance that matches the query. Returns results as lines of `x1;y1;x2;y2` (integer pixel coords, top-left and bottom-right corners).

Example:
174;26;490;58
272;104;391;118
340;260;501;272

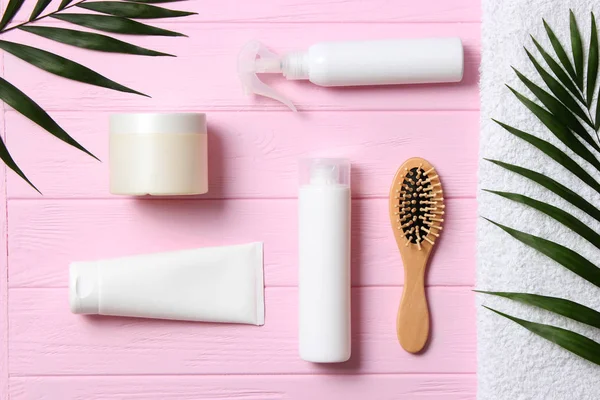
389;157;444;253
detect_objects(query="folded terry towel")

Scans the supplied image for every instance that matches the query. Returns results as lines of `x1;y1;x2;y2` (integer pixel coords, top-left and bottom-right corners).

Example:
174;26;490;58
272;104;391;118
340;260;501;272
479;1;600;399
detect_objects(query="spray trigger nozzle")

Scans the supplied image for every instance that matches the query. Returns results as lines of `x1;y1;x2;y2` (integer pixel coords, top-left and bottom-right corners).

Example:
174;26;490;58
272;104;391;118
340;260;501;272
238;40;297;112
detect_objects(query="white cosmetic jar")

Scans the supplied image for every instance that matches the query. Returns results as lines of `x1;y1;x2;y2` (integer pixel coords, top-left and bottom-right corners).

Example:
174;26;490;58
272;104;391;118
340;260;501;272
109;113;208;195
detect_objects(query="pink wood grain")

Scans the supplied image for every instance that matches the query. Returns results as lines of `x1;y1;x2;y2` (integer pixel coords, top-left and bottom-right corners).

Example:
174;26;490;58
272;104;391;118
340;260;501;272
5;111;479;198
0;0;480;397
9;287;475;375
8;198;476;288
9;0;481;24
10;374;477;400
1;22;480;112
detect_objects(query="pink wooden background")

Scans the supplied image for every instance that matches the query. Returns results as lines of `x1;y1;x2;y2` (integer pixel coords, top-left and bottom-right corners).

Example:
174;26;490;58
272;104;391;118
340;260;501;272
0;0;480;398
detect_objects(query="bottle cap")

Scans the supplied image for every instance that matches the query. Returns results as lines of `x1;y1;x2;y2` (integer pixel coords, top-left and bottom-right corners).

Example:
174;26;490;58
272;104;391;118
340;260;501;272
299;158;351;187
238;40;297;111
69;262;100;315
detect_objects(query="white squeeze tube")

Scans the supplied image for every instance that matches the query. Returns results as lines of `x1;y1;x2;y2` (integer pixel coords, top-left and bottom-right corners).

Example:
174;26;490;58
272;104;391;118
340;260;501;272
298;158;351;363
238;37;464;111
69;243;265;326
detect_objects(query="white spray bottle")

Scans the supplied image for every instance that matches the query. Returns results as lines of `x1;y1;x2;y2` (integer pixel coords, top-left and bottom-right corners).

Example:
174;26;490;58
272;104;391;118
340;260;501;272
238;38;464;111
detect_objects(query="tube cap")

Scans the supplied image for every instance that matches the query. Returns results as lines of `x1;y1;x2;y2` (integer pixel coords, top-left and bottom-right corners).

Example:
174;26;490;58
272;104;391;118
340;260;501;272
299;158;351;187
69;262;100;315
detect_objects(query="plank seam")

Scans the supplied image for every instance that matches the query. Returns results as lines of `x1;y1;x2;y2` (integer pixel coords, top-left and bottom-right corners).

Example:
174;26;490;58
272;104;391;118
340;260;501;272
1;40;9;400
8;371;478;378
5;196;477;201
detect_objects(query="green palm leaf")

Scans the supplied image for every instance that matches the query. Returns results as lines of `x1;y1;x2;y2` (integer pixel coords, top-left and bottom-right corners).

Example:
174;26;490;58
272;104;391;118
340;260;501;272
58;0;76;10
512;68;599;151
587;13;599;107
506;87;600;171
484;218;600;287
485;159;600;224
484;190;600;249
0;77;97;162
570;10;585;91
30;0;52;20
478;292;600;329
0;40;147;96
525;48;593;128
543;20;579;84
531;35;585;104
0;136;38;193
20;26;174;56
484;306;600;366
52;14;185;37
493;120;600;193
77;1;196;18
0;0;25;31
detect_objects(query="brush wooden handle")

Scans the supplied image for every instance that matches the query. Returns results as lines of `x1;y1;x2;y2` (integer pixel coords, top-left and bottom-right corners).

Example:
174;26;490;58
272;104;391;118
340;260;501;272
397;253;429;353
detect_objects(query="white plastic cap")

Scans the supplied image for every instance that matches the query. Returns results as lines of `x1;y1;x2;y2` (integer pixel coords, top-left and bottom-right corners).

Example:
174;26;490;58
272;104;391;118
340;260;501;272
69;262;100;315
299;158;351;187
238;40;297;111
110;113;207;135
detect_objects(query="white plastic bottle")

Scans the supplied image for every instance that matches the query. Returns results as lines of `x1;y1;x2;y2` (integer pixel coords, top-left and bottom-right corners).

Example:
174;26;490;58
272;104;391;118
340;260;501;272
238;38;464;111
298;158;351;363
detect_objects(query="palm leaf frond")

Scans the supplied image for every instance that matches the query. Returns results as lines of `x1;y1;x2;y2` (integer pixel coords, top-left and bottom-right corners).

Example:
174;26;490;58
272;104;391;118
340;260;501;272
0;136;38;193
511;68;599;151
52;13;186;36
484;218;600;287
0;40;147;96
484;306;600;366
0;0;26;30
0;77;97;160
570;10;585;90
543;20;579;85
587;13;599;106
485;159;600;223
478;291;600;329
77;1;196;18
493;120;600;193
30;0;52;20
58;0;77;10
484;190;600;249
20;26;174;56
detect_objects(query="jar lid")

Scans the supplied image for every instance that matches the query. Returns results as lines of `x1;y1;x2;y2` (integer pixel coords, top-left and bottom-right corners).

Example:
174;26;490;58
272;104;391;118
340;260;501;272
110;113;207;135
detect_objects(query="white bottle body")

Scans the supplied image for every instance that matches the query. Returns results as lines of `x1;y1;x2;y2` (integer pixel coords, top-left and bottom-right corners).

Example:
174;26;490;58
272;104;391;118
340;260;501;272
69;243;265;325
288;38;463;86
298;160;351;363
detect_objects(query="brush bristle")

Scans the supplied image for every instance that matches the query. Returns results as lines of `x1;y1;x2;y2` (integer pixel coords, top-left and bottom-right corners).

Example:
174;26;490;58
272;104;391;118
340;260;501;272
395;165;444;249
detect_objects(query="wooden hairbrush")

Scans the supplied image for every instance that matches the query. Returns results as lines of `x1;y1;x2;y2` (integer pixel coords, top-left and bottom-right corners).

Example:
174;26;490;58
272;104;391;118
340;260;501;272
389;157;444;353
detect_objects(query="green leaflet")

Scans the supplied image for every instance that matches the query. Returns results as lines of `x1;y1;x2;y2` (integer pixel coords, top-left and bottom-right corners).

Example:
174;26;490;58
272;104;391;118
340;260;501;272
30;0;52;21
485;159;600;224
58;0;76;10
0;135;38;193
485;218;600;287
587;13;599;107
478;292;600;329
484;307;600;366
77;1;196;19
0;77;98;169
512;68;599;151
492;120;600;194
531;35;585;104
525;48;593;128
570;10;585;90
20;26;174;57
0;40;147;96
52;14;185;37
506;87;600;171
484;190;600;249
544;19;578;84
0;0;25;31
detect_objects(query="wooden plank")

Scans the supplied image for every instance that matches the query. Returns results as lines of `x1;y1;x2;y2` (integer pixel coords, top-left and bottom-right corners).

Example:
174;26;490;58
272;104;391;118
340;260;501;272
10;374;477;400
8;198;476;288
3;23;480;112
8;287;475;375
9;0;481;24
0;84;8;400
5;111;479;198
